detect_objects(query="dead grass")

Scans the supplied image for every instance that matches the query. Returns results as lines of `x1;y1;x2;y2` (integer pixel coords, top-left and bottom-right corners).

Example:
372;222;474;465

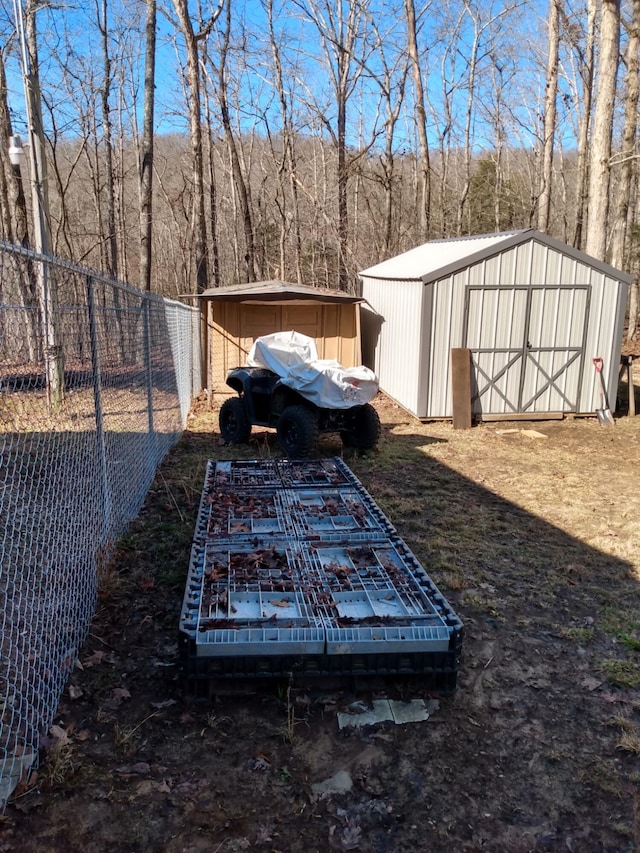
5;392;640;853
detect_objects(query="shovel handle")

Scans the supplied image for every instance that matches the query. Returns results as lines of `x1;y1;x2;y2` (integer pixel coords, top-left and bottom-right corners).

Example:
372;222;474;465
592;357;603;373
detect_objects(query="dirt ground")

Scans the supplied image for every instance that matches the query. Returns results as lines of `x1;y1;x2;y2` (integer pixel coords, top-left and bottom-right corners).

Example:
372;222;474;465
2;383;640;853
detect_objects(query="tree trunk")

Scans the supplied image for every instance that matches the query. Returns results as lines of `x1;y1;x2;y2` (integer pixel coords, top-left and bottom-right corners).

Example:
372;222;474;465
537;0;561;232
139;0;156;292
404;0;430;240
203;93;221;288
585;0;620;260
170;0;223;293
98;0;118;277
208;2;258;283
267;0;303;283
572;0;596;249
0;50;30;248
610;0;640;275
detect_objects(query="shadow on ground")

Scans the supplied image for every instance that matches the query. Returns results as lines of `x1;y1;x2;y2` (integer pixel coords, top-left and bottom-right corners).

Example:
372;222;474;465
2;408;639;853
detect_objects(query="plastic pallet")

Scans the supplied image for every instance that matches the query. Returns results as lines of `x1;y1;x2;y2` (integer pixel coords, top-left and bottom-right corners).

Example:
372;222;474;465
194;485;291;543
202;457;359;492
206;459;282;490
179;634;462;696
275;457;359;489
282;487;392;540
180;542;326;656
180;458;464;690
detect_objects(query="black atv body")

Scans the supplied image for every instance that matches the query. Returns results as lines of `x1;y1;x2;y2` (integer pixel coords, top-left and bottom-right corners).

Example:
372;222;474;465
219;366;380;457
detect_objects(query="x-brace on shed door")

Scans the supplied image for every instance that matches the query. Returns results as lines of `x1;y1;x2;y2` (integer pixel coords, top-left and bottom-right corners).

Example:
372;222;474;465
462;285;591;415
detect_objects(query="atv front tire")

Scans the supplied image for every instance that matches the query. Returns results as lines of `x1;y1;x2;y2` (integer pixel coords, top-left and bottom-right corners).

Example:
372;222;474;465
219;397;251;443
340;403;381;451
277;404;319;457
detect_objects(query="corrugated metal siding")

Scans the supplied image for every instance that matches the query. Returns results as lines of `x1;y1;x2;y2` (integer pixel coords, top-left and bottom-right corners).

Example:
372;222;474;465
527;243;624;413
360;278;425;414
466;287;529;415
361;235;627;420
427;271;464;417
519;286;589;413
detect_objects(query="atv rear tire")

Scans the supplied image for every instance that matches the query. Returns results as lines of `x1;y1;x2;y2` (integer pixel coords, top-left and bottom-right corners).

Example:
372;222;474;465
340;403;381;451
277;404;319;457
219;397;251;443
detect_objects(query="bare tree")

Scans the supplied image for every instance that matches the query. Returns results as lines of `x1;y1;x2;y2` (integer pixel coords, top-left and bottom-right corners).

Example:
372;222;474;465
585;0;620;260
203;2;258;283
404;0;431;240
265;0;303;283
96;0;118;276
568;0;597;249
294;0;370;291
170;0;223;293
139;0;156;291
0;45;29;248
537;0;561;232
609;0;639;270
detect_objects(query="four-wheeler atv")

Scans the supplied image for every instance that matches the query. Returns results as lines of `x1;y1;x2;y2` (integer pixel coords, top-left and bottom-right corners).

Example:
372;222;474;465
219;366;381;457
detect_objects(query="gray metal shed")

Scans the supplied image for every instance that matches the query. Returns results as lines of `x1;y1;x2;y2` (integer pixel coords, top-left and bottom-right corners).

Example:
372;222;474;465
359;229;631;420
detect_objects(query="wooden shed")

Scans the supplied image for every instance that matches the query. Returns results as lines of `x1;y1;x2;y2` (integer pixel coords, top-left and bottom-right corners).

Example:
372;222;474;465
199;281;364;393
359;229;632;420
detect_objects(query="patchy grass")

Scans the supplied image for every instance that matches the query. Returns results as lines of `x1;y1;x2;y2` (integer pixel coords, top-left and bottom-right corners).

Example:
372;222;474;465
3;393;640;853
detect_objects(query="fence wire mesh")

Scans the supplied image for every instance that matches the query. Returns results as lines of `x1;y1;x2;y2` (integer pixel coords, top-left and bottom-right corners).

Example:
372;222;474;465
0;242;200;804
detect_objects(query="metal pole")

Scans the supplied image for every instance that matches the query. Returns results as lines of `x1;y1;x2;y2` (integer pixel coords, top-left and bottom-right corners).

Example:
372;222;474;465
87;276;111;542
143;297;155;470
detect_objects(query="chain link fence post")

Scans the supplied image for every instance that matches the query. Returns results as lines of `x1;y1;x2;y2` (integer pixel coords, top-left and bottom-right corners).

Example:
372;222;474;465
86;274;111;543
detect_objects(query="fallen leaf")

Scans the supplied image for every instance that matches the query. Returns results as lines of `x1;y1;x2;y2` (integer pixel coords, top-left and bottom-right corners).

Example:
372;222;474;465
68;684;83;700
49;724;70;745
81;650;109;668
151;699;177;710
250;754;272;772
112;687;131;702
117;762;150;776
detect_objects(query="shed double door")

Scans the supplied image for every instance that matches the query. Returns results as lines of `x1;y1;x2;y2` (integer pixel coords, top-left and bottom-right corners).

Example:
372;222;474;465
462;285;590;415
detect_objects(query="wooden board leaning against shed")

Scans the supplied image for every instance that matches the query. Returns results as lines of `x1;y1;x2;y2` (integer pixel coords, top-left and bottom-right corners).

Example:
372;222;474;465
451;348;472;429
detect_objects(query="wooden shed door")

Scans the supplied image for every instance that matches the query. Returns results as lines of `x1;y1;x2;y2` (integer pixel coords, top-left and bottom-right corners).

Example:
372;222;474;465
463;285;590;415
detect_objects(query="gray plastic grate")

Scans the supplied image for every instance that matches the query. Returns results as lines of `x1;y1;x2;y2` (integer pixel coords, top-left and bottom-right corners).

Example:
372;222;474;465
276;457;358;488
208;459;282;489
283;487;391;539
203;458;358;492
180;458;463;683
194;484;290;542
181;543;325;656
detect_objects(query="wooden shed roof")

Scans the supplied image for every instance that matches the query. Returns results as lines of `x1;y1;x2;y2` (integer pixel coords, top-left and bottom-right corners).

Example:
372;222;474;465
197;280;363;304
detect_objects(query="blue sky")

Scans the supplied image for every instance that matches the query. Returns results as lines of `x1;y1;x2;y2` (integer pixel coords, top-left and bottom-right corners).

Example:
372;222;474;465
0;0;610;157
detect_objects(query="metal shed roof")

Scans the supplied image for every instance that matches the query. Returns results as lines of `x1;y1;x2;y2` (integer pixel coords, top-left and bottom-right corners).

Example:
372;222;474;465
359;229;633;285
197;280;363;304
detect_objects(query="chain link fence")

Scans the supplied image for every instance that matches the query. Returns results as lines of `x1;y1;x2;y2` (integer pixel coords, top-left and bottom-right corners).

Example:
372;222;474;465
0;242;201;804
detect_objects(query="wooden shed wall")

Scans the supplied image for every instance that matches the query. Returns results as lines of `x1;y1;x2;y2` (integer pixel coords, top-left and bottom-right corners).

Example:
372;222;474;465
207;301;361;392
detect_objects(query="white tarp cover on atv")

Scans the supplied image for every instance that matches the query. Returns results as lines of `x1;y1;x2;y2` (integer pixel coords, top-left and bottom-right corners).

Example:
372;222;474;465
247;330;379;409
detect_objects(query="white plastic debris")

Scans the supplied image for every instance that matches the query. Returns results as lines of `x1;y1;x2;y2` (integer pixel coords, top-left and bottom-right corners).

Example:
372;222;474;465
337;698;438;730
